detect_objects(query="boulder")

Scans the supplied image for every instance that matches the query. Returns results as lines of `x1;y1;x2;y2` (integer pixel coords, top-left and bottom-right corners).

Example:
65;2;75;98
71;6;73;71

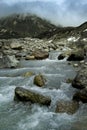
73;88;87;103
72;67;87;89
0;54;19;68
10;42;22;50
58;53;65;60
34;74;45;87
58;50;71;60
14;87;51;106
31;50;49;60
67;49;84;61
55;100;79;114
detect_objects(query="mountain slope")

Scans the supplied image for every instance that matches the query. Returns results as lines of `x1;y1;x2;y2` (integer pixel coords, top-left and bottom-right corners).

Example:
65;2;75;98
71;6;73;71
0;14;56;39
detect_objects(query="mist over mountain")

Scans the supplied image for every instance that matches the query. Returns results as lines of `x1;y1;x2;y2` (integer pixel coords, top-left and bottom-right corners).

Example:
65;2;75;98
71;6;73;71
0;0;87;26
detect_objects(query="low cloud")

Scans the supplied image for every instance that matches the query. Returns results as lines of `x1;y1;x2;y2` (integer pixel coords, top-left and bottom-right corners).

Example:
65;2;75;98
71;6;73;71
0;0;87;26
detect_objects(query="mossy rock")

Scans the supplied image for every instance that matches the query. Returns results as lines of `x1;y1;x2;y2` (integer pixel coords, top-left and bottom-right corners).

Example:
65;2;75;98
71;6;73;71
66;78;73;83
34;74;46;87
22;72;34;77
14;87;51;106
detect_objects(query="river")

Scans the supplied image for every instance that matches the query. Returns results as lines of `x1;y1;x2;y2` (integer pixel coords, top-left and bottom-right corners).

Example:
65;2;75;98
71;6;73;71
0;51;87;130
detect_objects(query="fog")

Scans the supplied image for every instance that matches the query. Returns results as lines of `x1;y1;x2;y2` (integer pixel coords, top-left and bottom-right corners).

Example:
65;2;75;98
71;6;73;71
0;0;87;26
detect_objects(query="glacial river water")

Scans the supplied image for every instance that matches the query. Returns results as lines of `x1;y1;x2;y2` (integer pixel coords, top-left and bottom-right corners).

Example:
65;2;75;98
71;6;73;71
0;51;87;130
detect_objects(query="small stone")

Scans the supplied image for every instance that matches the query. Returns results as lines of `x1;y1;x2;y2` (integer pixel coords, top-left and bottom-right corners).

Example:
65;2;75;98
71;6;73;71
73;64;79;67
80;60;84;64
25;55;35;60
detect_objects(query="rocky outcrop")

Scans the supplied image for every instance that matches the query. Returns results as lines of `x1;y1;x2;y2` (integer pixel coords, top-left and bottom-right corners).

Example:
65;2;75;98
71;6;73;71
14;87;51;106
67;49;84;61
72;66;87;89
34;74;45;87
55;100;79;114
31;50;49;60
73;88;87;103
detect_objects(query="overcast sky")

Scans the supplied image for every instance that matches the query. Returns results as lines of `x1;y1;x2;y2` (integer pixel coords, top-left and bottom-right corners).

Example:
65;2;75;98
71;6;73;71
0;0;87;26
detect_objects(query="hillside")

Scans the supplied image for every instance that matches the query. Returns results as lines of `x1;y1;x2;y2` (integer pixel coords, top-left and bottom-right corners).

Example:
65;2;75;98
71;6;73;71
0;14;87;39
0;14;56;39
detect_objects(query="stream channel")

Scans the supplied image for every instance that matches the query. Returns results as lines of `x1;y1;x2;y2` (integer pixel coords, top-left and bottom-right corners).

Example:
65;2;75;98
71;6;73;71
0;51;87;130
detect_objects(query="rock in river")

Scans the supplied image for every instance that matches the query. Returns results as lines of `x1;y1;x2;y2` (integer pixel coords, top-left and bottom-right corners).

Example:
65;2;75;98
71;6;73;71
14;87;51;106
55;100;79;114
67;49;84;61
72;66;87;89
31;50;49;60
34;74;45;87
58;53;66;60
73;88;87;103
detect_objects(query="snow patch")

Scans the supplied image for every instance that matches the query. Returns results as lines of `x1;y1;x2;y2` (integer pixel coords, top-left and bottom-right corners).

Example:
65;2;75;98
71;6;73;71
83;29;87;32
67;37;79;42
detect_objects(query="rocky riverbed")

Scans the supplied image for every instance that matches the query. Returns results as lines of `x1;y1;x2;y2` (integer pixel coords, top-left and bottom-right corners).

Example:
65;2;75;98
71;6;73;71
1;14;87;130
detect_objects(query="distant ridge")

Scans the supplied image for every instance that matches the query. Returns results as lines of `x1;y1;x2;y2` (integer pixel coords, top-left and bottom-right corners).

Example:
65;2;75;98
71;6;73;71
0;13;87;39
0;14;56;39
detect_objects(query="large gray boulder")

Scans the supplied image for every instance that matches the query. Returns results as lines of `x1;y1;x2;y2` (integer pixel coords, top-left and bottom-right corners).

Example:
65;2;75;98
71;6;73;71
72;66;87;89
55;100;79;114
14;87;51;106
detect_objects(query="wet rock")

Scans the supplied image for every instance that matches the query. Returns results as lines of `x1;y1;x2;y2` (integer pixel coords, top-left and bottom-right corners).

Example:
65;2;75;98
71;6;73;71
14;87;51;106
22;72;34;77
72;67;87;89
66;78;73;84
58;53;65;60
34;74;45;87
67;49;84;61
73;88;87;103
55;100;79;114
10;42;22;50
31;50;49;60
